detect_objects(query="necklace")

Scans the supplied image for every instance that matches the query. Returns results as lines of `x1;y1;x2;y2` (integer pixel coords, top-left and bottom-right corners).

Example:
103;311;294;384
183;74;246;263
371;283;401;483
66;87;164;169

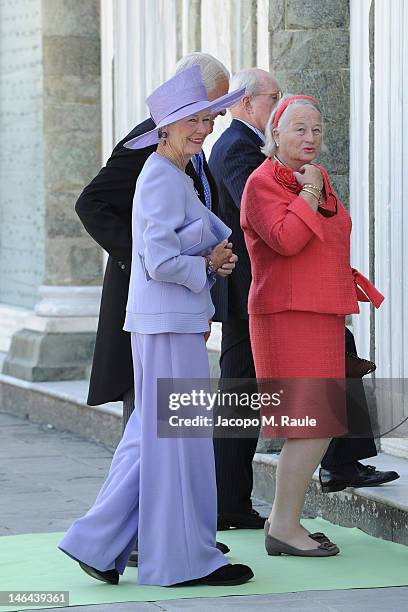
156;144;187;171
273;154;286;166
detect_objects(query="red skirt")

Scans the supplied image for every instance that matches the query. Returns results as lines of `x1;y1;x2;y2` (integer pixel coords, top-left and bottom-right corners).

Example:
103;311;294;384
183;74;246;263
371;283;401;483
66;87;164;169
250;311;347;438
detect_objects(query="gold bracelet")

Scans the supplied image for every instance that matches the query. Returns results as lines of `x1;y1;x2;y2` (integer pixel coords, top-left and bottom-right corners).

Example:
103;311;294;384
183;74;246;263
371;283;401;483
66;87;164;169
303;182;323;192
302;185;322;199
301;184;321;199
301;187;321;203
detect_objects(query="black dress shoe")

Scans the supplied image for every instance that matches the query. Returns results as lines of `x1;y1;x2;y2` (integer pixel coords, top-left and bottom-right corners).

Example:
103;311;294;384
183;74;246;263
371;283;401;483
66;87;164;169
126;541;230;567
126;550;138;567
216;540;230;554
174;563;254;587
352;462;400;488
217;508;266;530
320;462;400;493
78;561;119;585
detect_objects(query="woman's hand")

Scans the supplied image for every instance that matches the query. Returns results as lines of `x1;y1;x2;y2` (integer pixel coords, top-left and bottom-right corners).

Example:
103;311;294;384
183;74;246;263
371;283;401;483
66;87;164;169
217;251;238;277
294;164;323;190
209;240;234;271
294;165;323;212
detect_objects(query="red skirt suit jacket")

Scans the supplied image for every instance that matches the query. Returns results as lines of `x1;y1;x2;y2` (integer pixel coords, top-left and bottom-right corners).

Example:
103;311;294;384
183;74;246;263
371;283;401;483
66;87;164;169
240;159;383;317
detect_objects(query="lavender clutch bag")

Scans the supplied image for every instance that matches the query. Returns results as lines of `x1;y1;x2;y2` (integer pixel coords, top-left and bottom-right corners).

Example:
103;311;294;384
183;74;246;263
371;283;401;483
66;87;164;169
176;218;203;254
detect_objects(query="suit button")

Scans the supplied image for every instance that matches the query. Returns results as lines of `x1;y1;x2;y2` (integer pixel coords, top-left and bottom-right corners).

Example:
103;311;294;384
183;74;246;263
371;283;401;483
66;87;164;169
120;264;126;270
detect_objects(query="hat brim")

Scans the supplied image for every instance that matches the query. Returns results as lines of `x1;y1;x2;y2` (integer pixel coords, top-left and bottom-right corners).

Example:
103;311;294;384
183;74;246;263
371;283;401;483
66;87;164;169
124;86;245;150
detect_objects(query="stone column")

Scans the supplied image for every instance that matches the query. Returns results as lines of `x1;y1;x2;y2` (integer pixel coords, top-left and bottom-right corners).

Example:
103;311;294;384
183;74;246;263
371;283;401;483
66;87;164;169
181;0;201;55
230;0;257;72
2;0;103;381
240;0;257;68
269;0;350;203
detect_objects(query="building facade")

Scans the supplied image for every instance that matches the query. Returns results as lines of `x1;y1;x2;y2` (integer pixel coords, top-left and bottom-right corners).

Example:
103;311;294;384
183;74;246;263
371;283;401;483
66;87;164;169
0;0;407;454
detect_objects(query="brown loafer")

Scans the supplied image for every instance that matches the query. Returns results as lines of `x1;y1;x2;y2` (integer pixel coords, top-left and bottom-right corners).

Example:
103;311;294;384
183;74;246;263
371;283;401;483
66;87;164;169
265;533;339;557
264;520;333;546
264;520;339;557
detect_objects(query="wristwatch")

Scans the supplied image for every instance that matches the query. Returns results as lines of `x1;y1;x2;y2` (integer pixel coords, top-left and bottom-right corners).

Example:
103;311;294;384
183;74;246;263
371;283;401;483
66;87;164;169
205;255;217;276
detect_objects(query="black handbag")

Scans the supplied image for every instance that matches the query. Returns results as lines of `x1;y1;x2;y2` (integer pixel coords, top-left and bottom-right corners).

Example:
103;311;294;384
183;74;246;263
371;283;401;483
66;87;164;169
345;352;376;378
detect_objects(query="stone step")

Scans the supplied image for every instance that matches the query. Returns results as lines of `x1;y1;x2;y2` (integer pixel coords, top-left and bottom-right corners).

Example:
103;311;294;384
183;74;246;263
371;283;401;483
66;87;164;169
0;352;122;449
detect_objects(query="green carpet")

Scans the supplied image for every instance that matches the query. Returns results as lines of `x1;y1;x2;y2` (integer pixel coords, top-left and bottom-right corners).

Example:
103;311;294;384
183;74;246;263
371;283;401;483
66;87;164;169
1;518;408;611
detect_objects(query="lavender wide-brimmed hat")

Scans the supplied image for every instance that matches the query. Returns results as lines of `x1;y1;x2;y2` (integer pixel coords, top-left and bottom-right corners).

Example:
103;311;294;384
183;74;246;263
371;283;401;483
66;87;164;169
124;65;244;150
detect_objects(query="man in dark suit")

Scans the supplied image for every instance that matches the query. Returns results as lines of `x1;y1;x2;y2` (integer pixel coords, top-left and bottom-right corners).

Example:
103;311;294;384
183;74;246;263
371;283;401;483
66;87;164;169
209;68;399;530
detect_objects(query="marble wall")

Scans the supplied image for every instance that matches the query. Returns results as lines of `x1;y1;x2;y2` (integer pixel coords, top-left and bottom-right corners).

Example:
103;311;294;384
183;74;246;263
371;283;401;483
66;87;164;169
269;0;350;204
0;0;103;381
41;0;102;287
0;0;102;309
0;0;44;308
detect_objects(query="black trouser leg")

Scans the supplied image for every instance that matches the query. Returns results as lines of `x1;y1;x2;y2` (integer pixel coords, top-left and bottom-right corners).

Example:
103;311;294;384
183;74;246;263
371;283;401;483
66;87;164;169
321;328;377;469
214;318;259;514
122;386;135;434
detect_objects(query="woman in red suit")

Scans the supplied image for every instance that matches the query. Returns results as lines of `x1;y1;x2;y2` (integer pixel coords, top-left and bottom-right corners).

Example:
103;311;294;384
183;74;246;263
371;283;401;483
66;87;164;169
241;95;383;557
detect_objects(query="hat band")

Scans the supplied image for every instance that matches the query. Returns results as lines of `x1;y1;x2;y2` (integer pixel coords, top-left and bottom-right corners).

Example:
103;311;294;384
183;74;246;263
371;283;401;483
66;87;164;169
273;95;319;128
154;99;208;126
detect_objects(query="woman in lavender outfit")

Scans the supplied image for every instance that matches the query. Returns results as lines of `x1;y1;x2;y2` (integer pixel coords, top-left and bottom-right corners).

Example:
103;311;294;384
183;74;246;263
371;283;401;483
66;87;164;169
58;66;253;588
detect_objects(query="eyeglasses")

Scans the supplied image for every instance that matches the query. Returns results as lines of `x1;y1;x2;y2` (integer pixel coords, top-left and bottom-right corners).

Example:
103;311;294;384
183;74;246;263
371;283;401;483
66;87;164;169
254;90;283;103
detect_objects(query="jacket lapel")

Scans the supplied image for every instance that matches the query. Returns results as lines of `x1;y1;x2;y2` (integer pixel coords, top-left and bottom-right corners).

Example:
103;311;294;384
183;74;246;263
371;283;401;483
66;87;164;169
186;161;206;205
230;119;264;146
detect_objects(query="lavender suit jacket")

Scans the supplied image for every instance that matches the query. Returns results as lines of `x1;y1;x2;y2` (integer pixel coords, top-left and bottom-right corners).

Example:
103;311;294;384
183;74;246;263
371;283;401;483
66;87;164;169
124;153;231;334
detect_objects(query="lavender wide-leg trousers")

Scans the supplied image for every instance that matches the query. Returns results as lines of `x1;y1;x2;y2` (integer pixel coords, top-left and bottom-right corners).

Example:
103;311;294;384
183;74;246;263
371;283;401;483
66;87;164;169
58;332;227;586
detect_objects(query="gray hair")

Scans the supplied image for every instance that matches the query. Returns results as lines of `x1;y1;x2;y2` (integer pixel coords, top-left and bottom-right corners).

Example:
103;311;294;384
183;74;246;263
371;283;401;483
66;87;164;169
229;69;260;98
261;94;325;158
175;52;230;94
228;68;272;109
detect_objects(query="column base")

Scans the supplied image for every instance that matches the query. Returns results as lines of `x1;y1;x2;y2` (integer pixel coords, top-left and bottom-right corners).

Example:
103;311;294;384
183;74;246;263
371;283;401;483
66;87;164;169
2;329;96;382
